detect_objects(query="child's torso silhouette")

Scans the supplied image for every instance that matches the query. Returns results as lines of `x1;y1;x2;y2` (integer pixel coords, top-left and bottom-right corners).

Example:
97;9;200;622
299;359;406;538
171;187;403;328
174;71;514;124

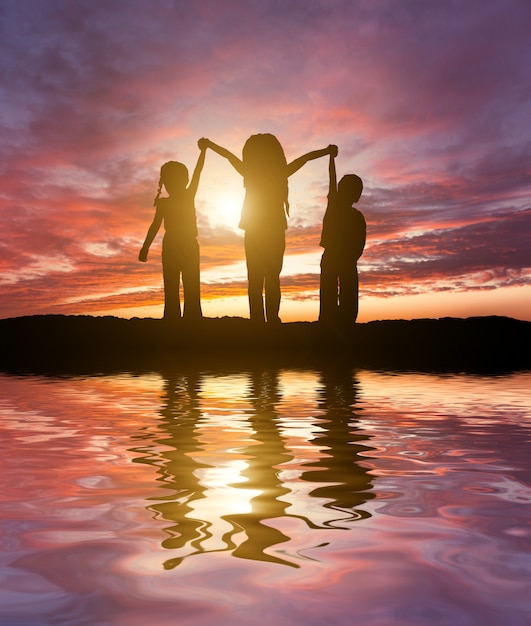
239;176;288;233
159;190;198;243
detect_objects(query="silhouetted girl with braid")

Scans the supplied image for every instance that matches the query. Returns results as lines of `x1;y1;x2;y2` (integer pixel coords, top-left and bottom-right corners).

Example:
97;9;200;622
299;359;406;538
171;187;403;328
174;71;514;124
139;141;206;320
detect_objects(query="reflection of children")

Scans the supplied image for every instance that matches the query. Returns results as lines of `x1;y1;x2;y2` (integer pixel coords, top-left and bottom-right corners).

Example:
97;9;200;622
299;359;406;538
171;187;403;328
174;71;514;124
319;150;366;325
202;135;335;324
139;142;206;320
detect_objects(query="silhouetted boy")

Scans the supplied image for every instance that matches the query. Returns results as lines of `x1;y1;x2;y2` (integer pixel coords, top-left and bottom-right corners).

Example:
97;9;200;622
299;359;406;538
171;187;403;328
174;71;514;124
319;151;366;325
139;142;206;320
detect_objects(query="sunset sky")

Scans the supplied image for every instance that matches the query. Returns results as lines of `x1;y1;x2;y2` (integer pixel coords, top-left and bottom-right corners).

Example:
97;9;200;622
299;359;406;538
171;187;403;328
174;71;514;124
1;0;530;322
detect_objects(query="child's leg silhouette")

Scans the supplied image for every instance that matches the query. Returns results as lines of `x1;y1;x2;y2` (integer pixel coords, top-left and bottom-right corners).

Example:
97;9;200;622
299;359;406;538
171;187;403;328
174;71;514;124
263;231;284;324
181;239;202;319
245;231;285;323
338;263;359;324
162;242;182;319
319;249;339;323
245;233;266;322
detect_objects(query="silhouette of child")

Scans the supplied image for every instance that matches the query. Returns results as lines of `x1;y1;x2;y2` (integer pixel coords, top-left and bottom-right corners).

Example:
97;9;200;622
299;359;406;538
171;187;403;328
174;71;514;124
319;150;366;325
139;142;206;320
202;134;336;324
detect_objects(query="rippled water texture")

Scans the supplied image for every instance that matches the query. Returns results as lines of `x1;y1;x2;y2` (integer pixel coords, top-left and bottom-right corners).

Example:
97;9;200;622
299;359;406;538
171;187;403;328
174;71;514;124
1;368;530;626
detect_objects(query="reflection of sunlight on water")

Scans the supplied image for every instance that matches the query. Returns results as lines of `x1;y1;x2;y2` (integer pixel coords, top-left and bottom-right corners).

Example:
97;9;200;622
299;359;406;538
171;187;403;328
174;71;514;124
200;373;249;405
198;460;258;515
137;368;376;569
1;370;531;625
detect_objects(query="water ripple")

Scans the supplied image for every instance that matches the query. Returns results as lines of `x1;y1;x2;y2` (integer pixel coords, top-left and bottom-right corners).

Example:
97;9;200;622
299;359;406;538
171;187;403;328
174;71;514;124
1;370;530;625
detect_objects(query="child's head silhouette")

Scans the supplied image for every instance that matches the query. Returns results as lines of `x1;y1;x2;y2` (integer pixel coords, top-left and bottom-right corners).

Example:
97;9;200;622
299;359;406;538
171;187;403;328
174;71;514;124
242;133;289;212
160;161;189;189
338;174;363;205
242;133;287;174
154;161;189;205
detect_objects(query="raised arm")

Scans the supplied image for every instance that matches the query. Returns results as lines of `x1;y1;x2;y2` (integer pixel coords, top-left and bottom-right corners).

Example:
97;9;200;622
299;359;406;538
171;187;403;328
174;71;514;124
319;146;339;249
328;145;338;200
201;138;244;176
139;208;163;262
287;144;337;177
188;142;207;197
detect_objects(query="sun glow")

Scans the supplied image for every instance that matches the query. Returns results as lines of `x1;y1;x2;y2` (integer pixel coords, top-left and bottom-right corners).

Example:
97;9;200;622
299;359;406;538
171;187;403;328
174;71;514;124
201;181;244;231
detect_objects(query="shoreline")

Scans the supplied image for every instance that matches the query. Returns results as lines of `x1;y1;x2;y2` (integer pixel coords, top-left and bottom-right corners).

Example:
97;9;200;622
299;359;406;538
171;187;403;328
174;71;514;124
1;314;530;375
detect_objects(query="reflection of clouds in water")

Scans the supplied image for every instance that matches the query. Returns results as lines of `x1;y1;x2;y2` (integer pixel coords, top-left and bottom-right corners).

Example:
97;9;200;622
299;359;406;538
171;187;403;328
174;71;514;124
139;368;374;569
3;371;531;625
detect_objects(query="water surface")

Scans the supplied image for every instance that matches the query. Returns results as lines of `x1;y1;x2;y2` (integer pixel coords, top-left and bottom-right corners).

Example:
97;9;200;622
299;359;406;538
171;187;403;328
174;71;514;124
1;368;530;625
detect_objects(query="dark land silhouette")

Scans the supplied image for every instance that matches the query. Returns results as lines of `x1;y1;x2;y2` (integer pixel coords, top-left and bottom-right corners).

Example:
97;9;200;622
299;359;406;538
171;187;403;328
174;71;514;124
0;314;529;374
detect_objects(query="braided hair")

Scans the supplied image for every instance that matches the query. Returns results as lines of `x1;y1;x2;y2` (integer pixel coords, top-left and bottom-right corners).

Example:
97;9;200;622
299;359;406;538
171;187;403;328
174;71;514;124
153;161;189;206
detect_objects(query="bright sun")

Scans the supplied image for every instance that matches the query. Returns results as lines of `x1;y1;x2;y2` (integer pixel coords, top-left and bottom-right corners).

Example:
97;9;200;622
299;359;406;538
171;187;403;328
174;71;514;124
214;188;245;230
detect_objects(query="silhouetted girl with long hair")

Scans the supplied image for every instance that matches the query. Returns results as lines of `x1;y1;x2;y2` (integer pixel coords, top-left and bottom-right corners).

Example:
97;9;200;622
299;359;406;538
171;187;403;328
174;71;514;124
139;142;206;320
203;134;335;323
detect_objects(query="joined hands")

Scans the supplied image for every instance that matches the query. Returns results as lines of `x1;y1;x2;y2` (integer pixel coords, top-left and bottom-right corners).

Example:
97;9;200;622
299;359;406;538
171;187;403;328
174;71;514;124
198;137;210;150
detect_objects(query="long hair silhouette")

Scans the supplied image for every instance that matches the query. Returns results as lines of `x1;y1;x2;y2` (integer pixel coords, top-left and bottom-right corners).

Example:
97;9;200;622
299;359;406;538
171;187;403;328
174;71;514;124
242;133;289;217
